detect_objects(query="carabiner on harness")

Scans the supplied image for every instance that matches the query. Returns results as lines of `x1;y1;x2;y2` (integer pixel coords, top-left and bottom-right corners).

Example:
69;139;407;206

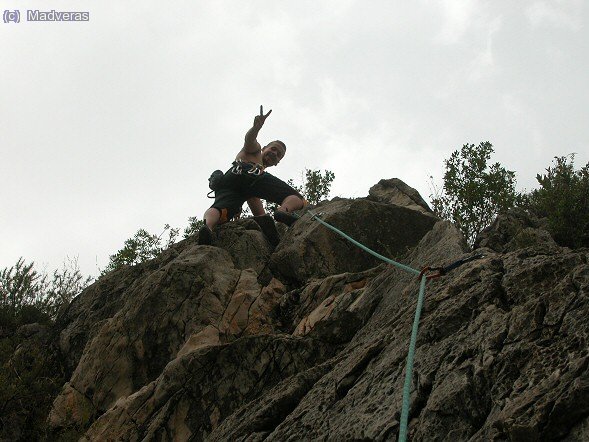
247;164;264;176
231;162;243;175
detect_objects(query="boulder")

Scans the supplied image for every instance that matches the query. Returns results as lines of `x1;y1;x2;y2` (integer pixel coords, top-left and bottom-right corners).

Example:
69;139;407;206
474;208;558;253
368;178;434;214
269;197;438;286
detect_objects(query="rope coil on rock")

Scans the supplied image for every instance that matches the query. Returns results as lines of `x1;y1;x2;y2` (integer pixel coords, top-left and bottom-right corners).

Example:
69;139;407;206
298;209;480;442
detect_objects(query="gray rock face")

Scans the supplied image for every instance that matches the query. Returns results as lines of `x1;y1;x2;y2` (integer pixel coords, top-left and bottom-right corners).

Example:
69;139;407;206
269;197;437;286
474;208;558;253
212;225;589;442
38;180;589;441
368;178;434;214
82;335;336;441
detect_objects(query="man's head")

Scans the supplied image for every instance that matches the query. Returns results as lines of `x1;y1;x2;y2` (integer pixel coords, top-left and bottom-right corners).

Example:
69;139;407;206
261;140;286;167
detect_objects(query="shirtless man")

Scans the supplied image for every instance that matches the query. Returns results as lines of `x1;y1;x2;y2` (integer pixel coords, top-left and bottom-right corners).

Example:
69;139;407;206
198;106;305;245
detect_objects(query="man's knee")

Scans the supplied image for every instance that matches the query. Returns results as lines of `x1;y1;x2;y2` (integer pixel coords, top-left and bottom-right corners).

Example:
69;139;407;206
280;194;305;211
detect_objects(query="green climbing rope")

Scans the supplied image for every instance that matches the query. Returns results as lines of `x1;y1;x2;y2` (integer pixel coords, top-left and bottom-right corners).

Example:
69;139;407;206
398;274;427;441
306;210;420;276
304;209;425;442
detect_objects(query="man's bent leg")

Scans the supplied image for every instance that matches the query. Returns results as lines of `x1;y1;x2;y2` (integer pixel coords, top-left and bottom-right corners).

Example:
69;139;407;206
247;172;305;226
278;195;304;213
274;195;305;226
199;206;240;245
247;197;265;216
198;208;220;245
203;207;221;230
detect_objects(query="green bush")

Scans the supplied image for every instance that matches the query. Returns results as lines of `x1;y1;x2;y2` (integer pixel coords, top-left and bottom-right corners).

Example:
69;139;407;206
0;257;86;440
302;169;335;205
183;217;205;238
101;224;179;275
526;155;589;248
0;333;65;440
430;142;518;246
0;258;91;331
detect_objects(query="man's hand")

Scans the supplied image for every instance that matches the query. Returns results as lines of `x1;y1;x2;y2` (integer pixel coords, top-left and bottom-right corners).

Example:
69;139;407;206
253;105;272;130
243;105;271;153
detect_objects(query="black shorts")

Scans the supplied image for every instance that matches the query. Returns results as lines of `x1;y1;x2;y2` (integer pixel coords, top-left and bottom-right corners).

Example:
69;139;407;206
210;162;303;222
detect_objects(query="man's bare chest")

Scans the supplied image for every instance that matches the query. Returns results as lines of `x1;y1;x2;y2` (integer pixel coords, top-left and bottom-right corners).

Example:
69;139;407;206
235;150;263;167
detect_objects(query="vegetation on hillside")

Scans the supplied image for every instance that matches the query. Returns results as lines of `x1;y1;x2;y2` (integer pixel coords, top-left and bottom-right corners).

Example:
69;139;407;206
431;143;588;249
0;257;90;440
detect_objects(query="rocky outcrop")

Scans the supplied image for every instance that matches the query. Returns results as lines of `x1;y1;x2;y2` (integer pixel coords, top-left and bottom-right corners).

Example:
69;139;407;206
269;197;437;286
37;179;589;440
474;208;558;253
211;222;589;441
368;178;434;214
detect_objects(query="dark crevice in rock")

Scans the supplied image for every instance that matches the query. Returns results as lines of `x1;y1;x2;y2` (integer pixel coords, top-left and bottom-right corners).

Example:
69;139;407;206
335;341;385;401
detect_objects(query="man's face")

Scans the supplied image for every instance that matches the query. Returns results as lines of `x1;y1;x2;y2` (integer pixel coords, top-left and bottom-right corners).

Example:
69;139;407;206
262;142;285;167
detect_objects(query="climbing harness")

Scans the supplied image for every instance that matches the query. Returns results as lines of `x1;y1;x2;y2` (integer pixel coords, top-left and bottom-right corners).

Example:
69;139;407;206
230;161;243;175
246;164;264;176
302;209;483;442
230;160;265;176
207;161;266;199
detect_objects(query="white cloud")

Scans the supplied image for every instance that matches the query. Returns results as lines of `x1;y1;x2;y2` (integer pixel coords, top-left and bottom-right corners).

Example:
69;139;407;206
467;16;502;82
1;1;588;277
526;1;583;31
428;0;480;45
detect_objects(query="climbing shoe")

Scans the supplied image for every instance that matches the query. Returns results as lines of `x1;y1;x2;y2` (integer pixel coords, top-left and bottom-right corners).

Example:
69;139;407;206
273;210;298;227
198;225;213;245
253;215;280;248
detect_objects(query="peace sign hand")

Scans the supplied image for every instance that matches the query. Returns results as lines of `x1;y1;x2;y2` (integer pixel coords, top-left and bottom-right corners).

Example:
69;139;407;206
253;105;272;129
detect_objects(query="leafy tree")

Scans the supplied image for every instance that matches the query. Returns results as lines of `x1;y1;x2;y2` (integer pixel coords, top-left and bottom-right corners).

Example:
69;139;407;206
0;259;44;323
0;257;91;329
0;332;65;441
430;142;518;246
102;224;179;275
183;217;205;239
302;169;336;205
526;155;589;248
264;168;335;212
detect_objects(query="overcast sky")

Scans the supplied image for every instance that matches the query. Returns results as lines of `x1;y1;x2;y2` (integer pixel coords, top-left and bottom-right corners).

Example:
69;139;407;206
1;1;587;278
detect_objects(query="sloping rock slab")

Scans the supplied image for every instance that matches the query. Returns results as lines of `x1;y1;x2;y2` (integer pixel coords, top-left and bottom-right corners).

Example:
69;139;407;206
56;221;271;377
269;198;437;286
56;261;161;375
49;245;257;431
209;223;589;441
81;335;335;441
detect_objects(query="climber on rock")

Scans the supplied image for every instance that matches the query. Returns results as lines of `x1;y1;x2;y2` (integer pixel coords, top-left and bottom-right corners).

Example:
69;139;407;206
198;106;305;246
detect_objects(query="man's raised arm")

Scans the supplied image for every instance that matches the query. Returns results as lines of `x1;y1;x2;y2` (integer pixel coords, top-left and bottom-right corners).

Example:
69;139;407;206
243;105;272;153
